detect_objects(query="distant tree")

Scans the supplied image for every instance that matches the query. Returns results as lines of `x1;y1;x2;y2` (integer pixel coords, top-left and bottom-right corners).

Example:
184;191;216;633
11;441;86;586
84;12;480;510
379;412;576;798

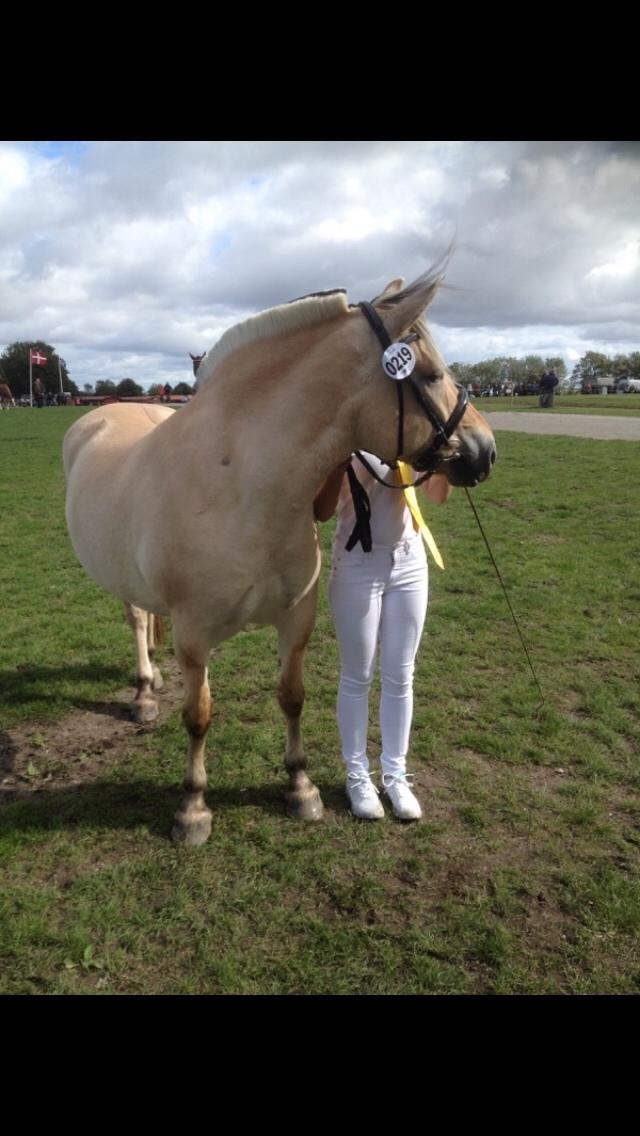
95;380;117;396
116;378;144;397
83;383;94;394
174;382;194;396
449;362;474;386
0;341;77;398
608;353;640;383
148;383;164;397
627;352;640;381
578;352;611;382
544;357;566;379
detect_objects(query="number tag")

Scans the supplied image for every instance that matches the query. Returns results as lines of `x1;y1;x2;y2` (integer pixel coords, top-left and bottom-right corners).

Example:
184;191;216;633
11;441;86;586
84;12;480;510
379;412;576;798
382;341;416;380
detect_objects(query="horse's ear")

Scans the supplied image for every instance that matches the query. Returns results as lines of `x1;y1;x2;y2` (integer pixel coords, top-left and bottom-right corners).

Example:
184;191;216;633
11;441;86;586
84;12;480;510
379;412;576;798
373;267;445;339
371;277;405;302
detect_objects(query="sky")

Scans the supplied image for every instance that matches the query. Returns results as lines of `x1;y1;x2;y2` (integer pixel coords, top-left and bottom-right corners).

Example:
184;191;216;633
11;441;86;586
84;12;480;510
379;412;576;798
1;140;638;390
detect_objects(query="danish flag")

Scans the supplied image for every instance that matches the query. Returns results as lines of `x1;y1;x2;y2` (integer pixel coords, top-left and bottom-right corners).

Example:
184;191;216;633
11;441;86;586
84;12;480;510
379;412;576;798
31;350;48;366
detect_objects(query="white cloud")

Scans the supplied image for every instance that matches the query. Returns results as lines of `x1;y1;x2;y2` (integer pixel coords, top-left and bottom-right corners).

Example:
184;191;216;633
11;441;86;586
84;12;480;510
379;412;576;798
0;140;639;389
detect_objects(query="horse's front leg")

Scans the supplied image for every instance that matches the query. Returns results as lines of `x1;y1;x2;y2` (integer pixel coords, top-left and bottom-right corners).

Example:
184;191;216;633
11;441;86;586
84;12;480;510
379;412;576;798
147;614;165;692
277;590;324;821
171;627;213;846
125;603;160;723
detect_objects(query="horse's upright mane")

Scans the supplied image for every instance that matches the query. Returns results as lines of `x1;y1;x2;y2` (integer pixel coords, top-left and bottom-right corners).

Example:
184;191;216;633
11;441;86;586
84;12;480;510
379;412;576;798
197;290;351;385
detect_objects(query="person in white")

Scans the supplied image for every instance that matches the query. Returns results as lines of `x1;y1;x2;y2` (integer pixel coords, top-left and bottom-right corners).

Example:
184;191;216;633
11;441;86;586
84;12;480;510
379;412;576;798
314;454;452;821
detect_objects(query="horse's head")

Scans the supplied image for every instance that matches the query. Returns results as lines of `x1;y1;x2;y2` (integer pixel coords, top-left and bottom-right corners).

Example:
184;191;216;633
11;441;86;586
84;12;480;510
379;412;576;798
361;271;496;487
190;352;206;376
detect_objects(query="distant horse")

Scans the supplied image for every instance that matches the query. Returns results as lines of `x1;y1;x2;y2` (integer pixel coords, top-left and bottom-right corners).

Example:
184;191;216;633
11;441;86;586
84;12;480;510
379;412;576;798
189;352;206;391
64;267;496;844
0;382;15;408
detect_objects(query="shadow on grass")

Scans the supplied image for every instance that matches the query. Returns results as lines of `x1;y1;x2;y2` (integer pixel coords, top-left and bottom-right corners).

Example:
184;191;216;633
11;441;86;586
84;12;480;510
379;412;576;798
69;698;135;721
0;662;130;709
0;731;18;774
0;777;300;838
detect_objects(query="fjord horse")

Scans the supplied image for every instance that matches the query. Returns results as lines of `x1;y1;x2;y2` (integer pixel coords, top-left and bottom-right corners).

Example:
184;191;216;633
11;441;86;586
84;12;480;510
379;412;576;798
64;268;496;844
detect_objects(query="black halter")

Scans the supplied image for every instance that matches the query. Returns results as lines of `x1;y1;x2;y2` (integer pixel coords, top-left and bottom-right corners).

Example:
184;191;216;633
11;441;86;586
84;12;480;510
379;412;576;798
357;301;469;476
344;302;469;552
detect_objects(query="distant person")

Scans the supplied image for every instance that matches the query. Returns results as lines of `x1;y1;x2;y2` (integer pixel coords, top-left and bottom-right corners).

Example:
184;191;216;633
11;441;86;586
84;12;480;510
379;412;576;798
33;376;45;408
539;369;559;408
163;383;172;403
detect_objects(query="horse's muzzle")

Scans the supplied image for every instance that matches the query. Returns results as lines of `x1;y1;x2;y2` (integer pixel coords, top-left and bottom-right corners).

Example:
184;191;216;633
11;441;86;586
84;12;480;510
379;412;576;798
441;437;497;487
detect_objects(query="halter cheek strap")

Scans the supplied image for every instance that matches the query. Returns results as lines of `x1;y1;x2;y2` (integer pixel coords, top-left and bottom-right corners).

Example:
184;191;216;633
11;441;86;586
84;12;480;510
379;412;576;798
358;301;404;458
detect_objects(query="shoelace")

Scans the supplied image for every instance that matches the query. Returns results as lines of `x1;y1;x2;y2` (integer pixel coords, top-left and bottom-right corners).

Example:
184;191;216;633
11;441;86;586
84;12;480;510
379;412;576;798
347;772;381;797
382;773;416;792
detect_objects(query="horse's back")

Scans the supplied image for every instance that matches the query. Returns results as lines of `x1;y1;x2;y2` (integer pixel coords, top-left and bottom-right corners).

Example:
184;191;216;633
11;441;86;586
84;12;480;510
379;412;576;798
64;402;174;479
64;402;177;609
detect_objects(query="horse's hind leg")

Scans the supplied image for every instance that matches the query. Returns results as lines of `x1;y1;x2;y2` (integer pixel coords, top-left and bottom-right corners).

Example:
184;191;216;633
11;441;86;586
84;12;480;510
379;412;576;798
171;624;213;846
125;603;160;723
277;589;324;821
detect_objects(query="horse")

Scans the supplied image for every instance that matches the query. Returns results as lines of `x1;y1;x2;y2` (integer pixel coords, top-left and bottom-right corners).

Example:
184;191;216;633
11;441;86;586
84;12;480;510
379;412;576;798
0;382;15;408
189;352;206;391
63;267;496;845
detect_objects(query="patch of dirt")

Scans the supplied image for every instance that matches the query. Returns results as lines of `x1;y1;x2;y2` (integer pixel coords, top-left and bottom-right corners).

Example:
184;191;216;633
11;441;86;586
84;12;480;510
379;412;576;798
0;657;185;803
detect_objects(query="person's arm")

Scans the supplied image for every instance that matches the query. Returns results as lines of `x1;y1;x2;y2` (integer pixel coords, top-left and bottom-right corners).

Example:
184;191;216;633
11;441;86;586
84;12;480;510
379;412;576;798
420;471;453;505
313;460;350;521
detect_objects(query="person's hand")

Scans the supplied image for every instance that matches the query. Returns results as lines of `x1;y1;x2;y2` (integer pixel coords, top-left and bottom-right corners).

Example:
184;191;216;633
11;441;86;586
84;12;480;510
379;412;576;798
423;472;453;504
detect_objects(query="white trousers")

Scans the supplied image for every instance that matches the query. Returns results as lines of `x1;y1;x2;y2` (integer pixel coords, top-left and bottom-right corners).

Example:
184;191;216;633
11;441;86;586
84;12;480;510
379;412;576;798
328;535;428;778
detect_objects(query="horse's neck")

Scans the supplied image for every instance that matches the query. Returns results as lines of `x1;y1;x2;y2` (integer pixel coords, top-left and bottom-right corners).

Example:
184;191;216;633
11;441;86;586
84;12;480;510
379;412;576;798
197;335;361;504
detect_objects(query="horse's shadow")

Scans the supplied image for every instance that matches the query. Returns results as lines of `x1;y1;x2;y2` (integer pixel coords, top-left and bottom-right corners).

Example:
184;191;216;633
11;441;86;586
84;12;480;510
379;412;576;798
0;663;130;714
0;777;329;838
69;698;136;721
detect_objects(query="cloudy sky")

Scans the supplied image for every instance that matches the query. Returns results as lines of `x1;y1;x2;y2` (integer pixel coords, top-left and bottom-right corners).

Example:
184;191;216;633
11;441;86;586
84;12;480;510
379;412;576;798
1;140;638;390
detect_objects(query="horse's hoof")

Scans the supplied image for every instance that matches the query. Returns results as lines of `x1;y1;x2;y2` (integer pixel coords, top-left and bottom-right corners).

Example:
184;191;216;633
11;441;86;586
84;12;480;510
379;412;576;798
131;699;158;724
285;788;324;821
171;810;213;846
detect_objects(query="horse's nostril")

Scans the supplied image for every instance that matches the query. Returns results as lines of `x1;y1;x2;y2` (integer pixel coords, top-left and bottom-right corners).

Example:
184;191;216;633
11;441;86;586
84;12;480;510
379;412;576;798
490;447;497;466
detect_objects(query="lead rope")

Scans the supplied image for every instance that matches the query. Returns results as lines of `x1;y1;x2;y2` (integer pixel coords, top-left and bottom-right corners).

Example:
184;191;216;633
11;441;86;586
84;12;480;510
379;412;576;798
464;488;545;708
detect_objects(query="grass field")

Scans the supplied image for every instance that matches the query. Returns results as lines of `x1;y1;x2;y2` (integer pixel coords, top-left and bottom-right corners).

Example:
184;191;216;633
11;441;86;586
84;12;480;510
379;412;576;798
1;405;639;995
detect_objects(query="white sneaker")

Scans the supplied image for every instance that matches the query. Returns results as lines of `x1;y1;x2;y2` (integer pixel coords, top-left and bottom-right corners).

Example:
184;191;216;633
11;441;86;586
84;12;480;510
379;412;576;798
346;772;385;820
382;773;422;821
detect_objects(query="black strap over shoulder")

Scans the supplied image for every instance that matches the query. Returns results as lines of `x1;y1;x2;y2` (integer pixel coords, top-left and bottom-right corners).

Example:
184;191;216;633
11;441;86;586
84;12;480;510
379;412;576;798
345;463;372;552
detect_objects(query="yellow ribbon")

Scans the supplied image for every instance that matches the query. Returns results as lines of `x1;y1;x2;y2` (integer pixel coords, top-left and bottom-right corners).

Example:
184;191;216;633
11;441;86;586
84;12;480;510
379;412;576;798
396;461;444;570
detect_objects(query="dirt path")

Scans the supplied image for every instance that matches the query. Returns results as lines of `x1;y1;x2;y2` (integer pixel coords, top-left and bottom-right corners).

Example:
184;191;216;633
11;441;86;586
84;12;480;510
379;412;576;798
483;411;640;440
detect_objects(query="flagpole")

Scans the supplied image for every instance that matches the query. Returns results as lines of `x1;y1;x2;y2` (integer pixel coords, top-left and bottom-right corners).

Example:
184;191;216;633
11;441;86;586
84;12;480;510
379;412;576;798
29;347;33;407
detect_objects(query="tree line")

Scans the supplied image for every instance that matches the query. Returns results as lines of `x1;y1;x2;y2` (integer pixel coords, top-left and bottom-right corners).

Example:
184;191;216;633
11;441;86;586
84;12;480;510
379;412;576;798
450;351;640;391
3;338;638;400
0;341;195;400
0;341;77;397
88;380;194;397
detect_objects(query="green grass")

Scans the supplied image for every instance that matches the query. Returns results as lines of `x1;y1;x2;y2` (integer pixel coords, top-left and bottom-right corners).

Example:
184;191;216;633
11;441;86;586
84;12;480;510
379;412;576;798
1;406;639;994
0;408;138;723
